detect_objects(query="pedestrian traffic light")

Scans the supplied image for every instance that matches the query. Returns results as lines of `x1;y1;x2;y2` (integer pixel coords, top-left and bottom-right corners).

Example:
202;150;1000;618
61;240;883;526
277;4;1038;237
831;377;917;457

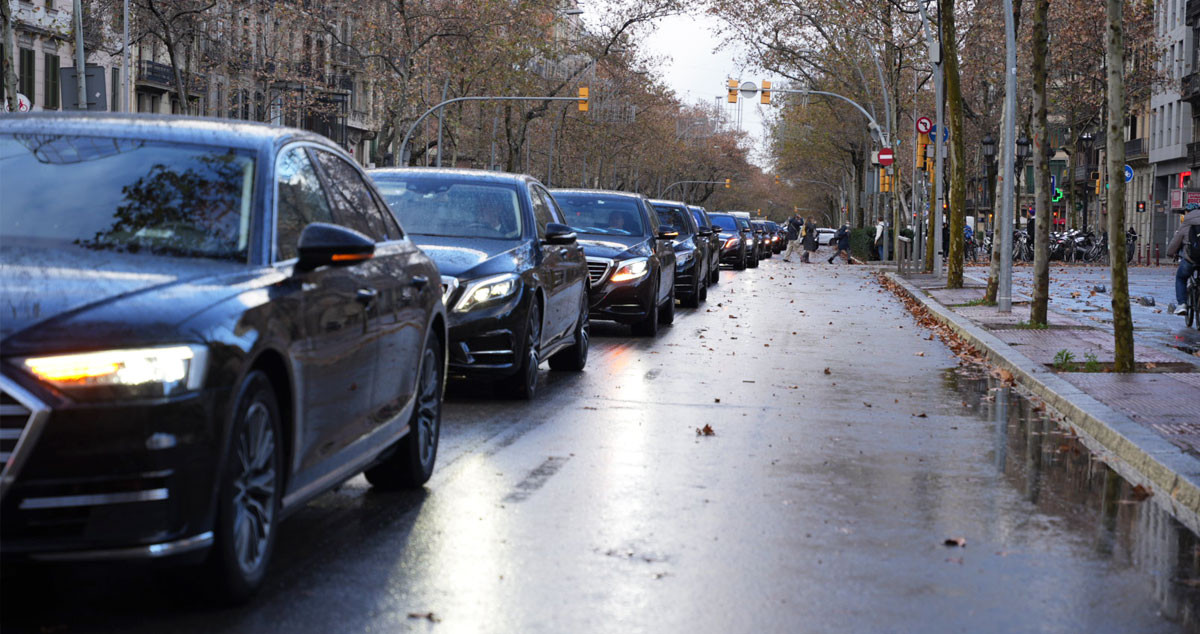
761;80;771;104
1137;200;1146;213
727;79;739;104
724;178;732;189
578;86;589;112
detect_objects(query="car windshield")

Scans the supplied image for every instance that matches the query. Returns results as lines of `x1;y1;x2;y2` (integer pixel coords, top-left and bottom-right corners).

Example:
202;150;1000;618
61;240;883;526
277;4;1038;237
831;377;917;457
736;217;751;229
689;209;707;228
373;176;522;239
710;215;737;231
553;193;646;236
652;205;692;235
0;134;255;261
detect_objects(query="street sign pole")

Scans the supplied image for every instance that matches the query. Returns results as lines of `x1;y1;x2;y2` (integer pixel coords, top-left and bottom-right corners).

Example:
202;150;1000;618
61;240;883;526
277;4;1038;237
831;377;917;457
73;0;87;110
998;0;1018;313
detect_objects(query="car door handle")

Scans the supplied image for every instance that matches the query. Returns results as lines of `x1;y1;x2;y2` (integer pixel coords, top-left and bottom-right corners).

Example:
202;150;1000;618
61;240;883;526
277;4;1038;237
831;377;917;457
356;287;378;305
410;275;429;289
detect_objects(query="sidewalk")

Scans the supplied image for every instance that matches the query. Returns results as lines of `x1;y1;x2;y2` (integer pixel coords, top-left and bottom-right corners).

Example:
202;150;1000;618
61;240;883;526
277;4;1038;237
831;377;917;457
882;268;1200;534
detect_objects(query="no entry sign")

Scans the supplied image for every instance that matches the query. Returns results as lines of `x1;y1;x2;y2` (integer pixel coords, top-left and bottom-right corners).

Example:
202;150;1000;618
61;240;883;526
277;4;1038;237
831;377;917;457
878;147;895;166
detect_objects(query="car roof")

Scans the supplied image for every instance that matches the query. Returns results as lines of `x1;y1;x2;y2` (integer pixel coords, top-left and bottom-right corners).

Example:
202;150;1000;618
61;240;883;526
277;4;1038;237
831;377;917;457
369;166;536;186
648;199;687;207
0;112;336;155
550;188;646;200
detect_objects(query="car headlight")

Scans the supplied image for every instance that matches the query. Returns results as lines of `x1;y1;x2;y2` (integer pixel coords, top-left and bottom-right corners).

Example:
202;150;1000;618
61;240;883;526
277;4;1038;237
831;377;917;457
723;237;738;249
453;273;519;312
675;250;693;269
610;257;649;282
22;345;208;399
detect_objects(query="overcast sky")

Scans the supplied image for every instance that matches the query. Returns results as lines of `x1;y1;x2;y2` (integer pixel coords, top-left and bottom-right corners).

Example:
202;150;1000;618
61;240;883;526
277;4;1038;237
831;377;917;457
638;11;773;170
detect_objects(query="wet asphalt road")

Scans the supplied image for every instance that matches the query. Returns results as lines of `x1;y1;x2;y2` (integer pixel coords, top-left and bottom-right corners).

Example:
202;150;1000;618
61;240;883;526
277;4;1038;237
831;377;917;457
4;251;1199;633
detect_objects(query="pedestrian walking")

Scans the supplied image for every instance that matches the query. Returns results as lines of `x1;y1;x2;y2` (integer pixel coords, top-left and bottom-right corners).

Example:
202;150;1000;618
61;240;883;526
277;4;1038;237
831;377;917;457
828;224;852;264
802;217;819;262
783;214;805;262
874;219;886;261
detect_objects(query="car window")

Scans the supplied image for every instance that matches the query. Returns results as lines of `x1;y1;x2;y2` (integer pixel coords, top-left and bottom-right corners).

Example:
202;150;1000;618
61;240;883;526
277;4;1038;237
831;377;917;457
653;204;693;235
275;146;334;261
533;186;564;224
642;199;660;233
553;192;647;236
529;186;557;239
311;149;392;241
690;209;709;229
0;134;256;262
374;175;523;240
710;215;737;231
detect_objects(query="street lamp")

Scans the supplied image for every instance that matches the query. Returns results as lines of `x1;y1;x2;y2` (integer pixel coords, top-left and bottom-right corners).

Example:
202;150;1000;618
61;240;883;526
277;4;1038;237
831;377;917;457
982;134;996;160
1015;135;1030;166
1079;132;1095;230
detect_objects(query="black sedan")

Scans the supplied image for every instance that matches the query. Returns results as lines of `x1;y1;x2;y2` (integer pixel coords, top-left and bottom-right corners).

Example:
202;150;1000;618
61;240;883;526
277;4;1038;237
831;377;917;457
764;221;784;253
550;189;677;336
651;199;712;307
0;114;447;602
370;168;589;400
687;205;722;285
751;220;773;260
710;212;751;270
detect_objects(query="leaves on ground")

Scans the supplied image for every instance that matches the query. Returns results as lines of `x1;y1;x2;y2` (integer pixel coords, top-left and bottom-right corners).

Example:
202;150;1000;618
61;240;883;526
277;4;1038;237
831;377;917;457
696;424;715;436
823;367;832;375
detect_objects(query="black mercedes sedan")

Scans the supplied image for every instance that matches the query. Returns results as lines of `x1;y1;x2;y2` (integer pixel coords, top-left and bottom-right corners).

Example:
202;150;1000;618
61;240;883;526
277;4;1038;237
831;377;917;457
688;205;722;285
650;199;711;307
751;220;773;260
710;212;750;270
0;114;447;602
550;189;677;336
370;169;589;400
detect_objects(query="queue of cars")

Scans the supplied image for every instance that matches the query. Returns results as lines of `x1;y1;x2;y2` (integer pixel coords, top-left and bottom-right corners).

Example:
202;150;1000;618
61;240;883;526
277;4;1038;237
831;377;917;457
0;114;780;602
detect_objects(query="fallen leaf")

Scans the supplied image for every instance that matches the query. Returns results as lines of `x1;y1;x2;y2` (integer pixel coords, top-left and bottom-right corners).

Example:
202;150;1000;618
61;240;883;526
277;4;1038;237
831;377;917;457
696;424;715;436
915;351;925;357
943;537;967;547
823;367;832;375
1130;484;1153;501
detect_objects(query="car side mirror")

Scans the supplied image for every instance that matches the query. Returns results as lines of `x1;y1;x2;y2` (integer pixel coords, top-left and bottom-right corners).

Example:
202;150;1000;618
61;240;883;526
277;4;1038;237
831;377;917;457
657;229;680;240
295;222;375;273
543;222;577;245
698;227;713;236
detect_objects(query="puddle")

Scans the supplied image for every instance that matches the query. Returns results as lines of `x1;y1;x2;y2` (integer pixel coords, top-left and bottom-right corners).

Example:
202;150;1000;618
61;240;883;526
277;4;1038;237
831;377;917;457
944;367;1200;628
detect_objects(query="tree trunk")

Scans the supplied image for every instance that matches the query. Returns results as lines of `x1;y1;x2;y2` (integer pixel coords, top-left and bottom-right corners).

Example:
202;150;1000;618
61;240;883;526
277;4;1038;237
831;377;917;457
943;0;966;288
1105;0;1134;372
1030;0;1052;325
1;0;18;112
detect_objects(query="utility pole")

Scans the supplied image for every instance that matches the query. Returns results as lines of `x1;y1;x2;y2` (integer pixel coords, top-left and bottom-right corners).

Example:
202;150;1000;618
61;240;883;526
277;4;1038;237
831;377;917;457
998;0;1019;312
918;1;944;276
73;0;87;110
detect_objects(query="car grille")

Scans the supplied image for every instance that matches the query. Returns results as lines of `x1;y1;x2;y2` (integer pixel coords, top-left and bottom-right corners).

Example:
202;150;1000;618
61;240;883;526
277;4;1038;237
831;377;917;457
0;390;30;469
586;258;612;286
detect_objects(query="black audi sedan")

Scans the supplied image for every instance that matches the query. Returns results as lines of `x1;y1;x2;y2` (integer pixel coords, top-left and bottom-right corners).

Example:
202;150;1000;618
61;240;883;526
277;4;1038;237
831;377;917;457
370;169;589;400
550;189;677;336
650;199;711;307
0;114;447;602
710;212;751;270
687;205;721;285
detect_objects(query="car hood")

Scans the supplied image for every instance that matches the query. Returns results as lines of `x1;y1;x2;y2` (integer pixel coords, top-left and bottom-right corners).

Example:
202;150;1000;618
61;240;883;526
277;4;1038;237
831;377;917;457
413;235;527;279
577;234;652;260
1;245;258;349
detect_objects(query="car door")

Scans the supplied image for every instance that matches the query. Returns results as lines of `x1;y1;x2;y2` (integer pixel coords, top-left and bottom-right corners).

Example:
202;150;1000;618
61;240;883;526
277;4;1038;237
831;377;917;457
528;184;571;342
272;145;377;492
642;198;673;304
310;148;424;440
536;185;586;337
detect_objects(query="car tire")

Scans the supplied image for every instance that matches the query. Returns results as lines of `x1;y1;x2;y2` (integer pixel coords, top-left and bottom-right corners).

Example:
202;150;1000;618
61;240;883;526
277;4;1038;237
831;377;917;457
749;251;759;268
697;276;708;304
735;248;747;271
709;261;720;284
631;284;660;337
206;370;283;604
659;280;675;325
498;301;541;400
549;291;589;372
365;334;444;489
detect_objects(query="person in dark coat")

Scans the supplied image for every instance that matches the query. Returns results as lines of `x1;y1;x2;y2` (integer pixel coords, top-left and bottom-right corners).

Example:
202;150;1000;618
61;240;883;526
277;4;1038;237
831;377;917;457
783;214;804;261
828;224;852;264
802;217;820;262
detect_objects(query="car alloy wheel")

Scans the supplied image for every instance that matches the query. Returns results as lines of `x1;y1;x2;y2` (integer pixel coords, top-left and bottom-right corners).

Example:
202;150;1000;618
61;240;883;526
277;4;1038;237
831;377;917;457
500;301;541;399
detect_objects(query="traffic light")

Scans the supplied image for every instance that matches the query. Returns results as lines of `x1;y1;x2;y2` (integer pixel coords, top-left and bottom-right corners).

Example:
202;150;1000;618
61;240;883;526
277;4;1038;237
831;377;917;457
727;79;739;104
724;178;732;189
578;86;589;112
774;174;780;185
1094;177;1102;195
761;80;771;104
1137;200;1146;213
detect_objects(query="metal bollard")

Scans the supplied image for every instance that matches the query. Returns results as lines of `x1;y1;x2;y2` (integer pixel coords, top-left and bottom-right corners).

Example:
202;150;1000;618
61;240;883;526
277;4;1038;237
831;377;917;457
1156;243;1160;267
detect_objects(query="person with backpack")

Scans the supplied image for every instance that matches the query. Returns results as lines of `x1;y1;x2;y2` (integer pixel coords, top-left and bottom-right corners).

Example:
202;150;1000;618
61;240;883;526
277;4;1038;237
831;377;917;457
1167;203;1200;315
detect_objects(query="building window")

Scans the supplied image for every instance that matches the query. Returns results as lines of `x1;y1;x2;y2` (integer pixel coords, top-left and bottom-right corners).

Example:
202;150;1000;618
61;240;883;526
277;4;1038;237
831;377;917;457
18;48;35;106
43;53;59;110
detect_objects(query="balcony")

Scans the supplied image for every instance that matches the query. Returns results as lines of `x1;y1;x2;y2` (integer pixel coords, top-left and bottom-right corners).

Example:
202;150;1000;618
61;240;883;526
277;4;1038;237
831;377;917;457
1125;138;1147;161
136;60;206;94
1183;71;1200;106
1188;0;1200;26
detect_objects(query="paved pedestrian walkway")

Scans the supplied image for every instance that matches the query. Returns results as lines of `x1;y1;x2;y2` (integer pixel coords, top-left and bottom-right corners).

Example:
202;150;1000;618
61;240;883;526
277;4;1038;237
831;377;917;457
900;272;1200;458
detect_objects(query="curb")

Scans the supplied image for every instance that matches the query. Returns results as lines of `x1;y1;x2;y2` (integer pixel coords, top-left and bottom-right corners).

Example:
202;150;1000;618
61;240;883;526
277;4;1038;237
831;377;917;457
884;271;1200;535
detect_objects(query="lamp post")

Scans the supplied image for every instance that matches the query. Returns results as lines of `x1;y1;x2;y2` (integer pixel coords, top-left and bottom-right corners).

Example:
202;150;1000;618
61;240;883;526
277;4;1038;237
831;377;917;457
982;134;997;232
1015;135;1031;235
1079;132;1095;231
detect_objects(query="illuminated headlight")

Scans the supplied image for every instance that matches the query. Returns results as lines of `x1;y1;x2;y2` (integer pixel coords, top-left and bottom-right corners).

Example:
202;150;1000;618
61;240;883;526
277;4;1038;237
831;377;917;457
610;257;649;282
453;273;519;312
22;345;208;399
723;237;738;249
440;275;459;305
